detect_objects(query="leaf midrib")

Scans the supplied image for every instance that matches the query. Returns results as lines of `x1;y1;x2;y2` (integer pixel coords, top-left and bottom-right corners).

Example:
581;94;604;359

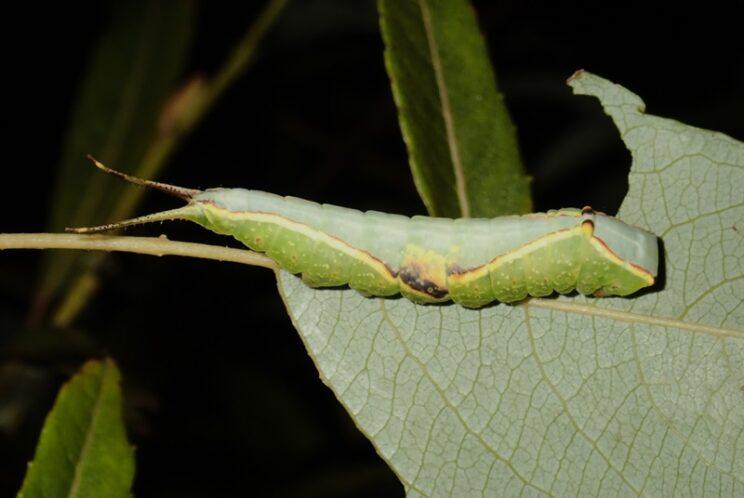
67;362;109;498
527;299;743;339
417;0;470;218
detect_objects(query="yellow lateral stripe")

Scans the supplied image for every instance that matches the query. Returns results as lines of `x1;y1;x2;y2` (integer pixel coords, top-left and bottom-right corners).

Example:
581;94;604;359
204;204;397;283
448;227;582;284
449;226;655;286
588;237;655;284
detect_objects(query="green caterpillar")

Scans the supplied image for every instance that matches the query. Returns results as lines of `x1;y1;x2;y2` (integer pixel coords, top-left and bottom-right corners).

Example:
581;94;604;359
70;158;659;308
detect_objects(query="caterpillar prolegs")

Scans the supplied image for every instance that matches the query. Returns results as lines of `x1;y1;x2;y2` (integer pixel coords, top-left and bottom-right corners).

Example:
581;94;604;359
69;158;659;308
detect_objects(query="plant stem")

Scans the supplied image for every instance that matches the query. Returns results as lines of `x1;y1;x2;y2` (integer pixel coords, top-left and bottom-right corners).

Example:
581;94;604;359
2;233;278;270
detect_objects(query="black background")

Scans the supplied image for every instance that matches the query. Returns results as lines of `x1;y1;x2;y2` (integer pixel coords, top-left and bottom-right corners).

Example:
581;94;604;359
1;1;742;497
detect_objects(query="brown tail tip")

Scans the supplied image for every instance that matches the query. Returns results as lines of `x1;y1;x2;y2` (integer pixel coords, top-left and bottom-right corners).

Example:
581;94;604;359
85;155;202;200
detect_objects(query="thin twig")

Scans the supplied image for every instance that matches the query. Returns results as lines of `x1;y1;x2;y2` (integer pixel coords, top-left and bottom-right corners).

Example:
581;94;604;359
2;233;278;270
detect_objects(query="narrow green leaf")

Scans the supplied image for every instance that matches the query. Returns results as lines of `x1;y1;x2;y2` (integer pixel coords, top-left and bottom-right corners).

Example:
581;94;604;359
278;73;743;496
17;359;134;498
378;0;531;218
37;0;289;330
37;0;195;309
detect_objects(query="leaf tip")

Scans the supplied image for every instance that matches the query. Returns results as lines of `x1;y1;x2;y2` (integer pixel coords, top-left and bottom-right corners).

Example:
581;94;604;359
566;68;586;84
567;70;647;114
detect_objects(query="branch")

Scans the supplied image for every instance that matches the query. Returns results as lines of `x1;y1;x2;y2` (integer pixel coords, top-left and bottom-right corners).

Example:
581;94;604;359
1;233;278;270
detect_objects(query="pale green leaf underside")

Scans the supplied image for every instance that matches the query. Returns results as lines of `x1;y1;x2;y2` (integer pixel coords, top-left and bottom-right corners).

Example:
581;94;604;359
17;359;134;498
278;72;743;497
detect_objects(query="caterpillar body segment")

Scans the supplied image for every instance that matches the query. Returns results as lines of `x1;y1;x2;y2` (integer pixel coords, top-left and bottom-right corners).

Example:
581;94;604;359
69;159;659;307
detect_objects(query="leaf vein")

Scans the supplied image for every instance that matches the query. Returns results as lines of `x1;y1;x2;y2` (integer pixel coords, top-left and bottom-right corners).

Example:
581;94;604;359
527;300;744;339
416;0;470;217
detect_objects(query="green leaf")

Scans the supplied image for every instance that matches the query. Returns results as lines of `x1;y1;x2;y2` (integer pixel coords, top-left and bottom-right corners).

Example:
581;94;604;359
37;0;195;308
378;0;531;218
18;359;134;498
278;72;743;496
